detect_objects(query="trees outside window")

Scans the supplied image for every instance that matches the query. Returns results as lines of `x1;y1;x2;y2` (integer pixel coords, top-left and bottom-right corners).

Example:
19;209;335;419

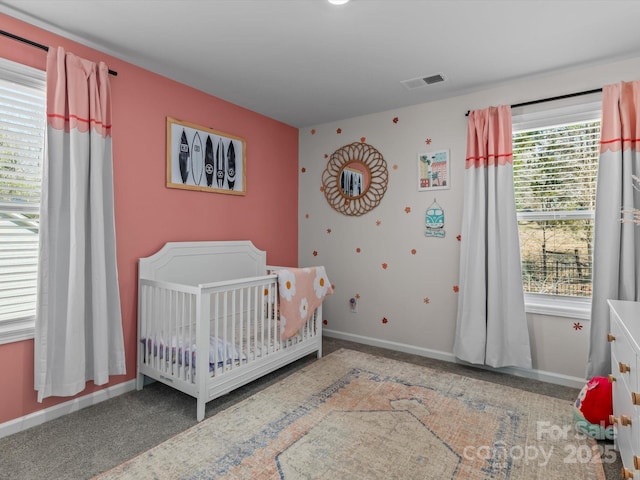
513;119;600;298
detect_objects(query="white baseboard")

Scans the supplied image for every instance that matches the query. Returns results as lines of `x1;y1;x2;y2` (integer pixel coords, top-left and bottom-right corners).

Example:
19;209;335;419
0;379;136;440
1;331;586;440
323;329;587;390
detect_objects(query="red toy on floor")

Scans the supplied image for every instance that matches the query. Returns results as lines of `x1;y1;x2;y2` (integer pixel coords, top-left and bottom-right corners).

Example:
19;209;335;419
573;376;614;440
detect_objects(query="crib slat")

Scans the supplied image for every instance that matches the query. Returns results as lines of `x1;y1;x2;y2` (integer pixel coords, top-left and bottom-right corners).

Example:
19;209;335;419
213;291;219;376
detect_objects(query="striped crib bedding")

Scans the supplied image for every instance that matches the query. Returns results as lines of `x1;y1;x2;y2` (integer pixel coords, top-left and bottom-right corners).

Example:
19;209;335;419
139;333;282;375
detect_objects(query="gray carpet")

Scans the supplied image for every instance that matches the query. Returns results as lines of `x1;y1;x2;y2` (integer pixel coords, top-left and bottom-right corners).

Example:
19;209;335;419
0;337;620;479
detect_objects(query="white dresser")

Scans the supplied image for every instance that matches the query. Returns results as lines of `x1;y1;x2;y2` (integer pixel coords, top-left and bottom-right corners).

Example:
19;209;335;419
608;300;640;479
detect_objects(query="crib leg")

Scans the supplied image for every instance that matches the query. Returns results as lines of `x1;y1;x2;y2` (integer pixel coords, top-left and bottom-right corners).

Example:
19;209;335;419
196;398;205;422
136;372;145;391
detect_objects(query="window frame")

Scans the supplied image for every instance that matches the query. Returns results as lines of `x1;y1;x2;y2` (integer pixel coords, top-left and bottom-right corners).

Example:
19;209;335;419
0;58;45;345
512;97;601;319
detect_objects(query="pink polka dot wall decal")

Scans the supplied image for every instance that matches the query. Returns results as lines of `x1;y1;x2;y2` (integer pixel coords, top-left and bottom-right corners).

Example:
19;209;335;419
382;317;389;324
424;297;430;304
453;285;459;293
313;251;318;257
376;220;381;226
336;128;342;134
356;247;361;253
411;249;417;255
382;263;388;270
393;117;399;124
360;137;366;142
393;164;398;170
425;138;432;145
326;228;332;234
301;167;306;173
311;129;316;135
404;206;411;213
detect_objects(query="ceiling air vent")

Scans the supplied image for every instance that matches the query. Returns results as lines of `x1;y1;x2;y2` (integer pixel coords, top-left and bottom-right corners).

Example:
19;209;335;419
401;73;446;90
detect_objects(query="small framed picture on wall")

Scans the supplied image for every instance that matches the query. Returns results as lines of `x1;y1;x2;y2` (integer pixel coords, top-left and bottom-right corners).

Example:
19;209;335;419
417;149;450;191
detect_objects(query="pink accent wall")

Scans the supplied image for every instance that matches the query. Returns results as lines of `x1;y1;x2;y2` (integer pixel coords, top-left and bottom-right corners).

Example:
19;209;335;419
0;14;299;424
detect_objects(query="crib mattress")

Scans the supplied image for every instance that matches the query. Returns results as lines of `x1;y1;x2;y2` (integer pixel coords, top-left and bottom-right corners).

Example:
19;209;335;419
140;335;281;374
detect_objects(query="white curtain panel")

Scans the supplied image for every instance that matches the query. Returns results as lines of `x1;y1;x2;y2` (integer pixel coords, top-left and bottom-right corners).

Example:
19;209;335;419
35;47;125;401
587;81;640;378
454;105;532;369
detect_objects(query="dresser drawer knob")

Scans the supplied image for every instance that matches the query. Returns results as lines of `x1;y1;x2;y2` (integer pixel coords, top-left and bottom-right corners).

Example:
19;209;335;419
633;392;640;405
608;333;616;342
609;374;617;383
622;466;634;479
620;362;631;374
609;414;633;426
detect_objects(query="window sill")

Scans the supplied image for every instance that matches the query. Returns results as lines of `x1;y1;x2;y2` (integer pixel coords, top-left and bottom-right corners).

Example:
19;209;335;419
0;317;35;345
524;293;591;320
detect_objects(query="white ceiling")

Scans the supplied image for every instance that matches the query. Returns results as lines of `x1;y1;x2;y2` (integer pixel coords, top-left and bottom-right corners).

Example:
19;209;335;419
3;0;640;127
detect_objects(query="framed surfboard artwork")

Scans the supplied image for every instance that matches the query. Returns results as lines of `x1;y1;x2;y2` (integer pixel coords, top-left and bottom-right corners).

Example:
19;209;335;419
166;117;246;195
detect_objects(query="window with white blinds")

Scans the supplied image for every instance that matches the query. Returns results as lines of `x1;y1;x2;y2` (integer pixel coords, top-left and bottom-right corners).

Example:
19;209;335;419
0;58;45;343
513;103;600;299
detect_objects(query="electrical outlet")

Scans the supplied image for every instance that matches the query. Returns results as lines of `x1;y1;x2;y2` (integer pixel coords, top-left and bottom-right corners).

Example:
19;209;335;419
350;297;358;313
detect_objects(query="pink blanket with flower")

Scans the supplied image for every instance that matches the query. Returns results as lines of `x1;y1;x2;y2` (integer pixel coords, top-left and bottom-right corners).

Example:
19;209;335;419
275;266;333;340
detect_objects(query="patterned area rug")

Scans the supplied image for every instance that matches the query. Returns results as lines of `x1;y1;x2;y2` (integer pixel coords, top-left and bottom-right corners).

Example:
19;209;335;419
96;349;606;479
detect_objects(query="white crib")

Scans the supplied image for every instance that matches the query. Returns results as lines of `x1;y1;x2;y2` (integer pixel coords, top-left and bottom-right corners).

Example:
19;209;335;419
136;240;323;421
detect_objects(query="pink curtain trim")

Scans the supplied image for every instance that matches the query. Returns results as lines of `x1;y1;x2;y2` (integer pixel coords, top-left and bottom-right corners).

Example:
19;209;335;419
465;153;513;169
47;113;112;136
600;80;640;153
600;138;640;153
46;47;112;138
465;105;513;169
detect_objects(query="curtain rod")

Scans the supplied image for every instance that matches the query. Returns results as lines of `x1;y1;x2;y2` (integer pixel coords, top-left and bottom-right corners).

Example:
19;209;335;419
0;29;118;76
464;87;602;116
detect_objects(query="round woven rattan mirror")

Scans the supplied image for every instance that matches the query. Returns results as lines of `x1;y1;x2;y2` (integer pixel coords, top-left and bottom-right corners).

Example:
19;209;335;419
322;142;388;216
